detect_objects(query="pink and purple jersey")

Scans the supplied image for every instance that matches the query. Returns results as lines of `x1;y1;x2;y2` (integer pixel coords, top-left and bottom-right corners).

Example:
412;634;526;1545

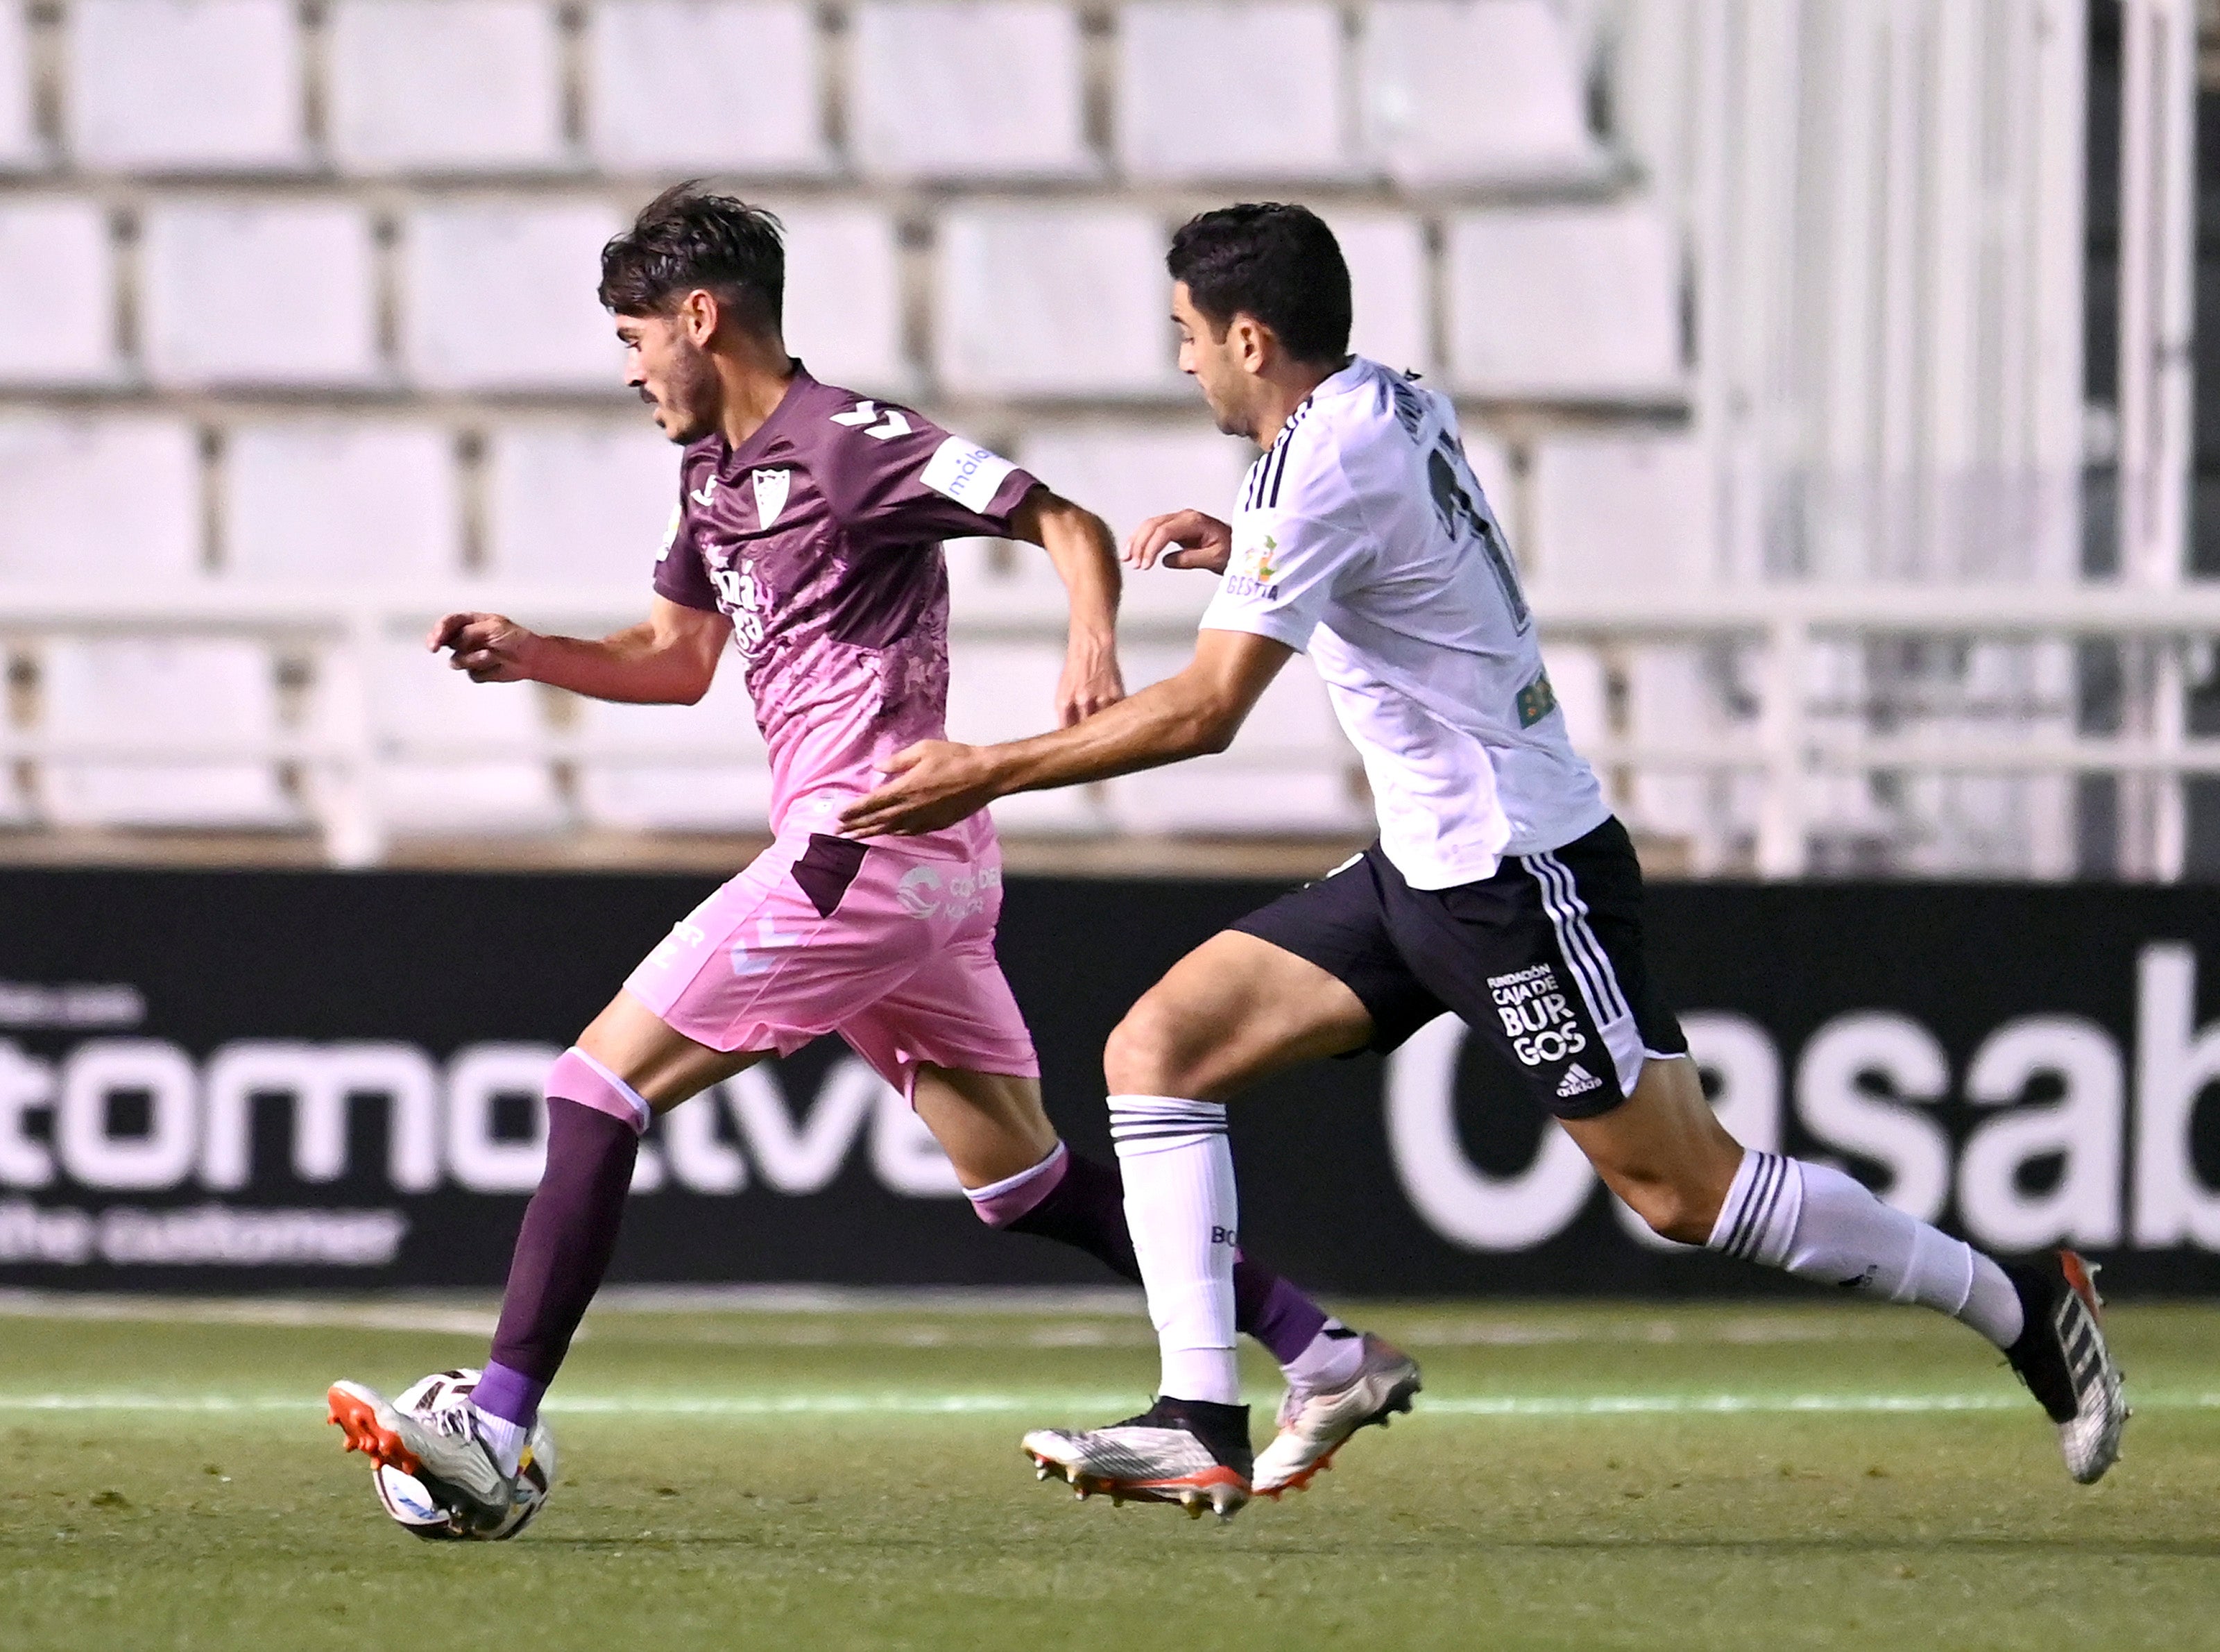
654;364;1041;840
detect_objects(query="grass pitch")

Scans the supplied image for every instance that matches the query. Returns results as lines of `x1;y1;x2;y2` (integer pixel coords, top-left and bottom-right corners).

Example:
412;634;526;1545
0;1295;2214;1652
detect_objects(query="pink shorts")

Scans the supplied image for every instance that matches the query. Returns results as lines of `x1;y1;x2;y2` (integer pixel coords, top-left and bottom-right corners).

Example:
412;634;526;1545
624;828;1040;1096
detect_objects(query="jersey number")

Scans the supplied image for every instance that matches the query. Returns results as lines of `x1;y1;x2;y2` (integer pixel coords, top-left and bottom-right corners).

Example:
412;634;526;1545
1428;441;1531;635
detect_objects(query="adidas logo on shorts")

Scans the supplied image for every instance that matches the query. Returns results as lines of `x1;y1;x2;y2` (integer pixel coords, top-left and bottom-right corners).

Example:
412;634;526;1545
1555;1062;1604;1099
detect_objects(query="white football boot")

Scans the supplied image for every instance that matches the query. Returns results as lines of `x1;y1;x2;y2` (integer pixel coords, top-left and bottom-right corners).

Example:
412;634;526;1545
328;1379;518;1533
1022;1397;1252;1522
1252;1333;1421;1499
2001;1251;2128;1484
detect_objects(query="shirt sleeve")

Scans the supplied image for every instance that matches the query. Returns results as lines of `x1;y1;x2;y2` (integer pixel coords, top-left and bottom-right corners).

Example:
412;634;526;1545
819;403;1041;550
1199;502;1355;652
651;486;720;612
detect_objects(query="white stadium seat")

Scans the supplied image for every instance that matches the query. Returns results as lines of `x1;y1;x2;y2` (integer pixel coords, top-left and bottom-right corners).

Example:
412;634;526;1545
38;638;300;829
1527;432;1713;589
850;1;1091;181
1446;205;1683;401
327;645;567;835
140;201;378;387
587;1;828;175
224;422;461;581
1016;424;1252;623
0;758;28;827
0;3;37;169
1325;211;1432;377
1116;3;1347;181
934;207;1175;398
1623;644;1760;854
1542;641;1610;753
778;205;910;395
1103;645;1367;834
1462;425;1516;531
0;416;200;577
67;0;306;172
327;0;566;174
482;421;678;585
401;203;626;390
572;661;773;833
0;200;117;385
944;640;1108;833
1360;0;1601;186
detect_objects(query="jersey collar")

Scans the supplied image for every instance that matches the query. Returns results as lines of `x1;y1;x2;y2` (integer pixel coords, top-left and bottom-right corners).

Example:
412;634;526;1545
715;359;817;473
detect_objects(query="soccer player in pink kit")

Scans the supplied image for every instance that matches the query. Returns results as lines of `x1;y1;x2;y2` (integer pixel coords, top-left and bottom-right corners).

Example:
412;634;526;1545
326;185;1399;1533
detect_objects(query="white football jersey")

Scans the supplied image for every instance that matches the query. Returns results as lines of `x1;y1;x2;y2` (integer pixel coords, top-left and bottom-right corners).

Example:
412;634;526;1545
1200;356;1607;889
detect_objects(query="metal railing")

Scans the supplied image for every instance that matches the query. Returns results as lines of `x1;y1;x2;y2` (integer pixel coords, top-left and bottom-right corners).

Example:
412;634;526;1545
6;579;2220;876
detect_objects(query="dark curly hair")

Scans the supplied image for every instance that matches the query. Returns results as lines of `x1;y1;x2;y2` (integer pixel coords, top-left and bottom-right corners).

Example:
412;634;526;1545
599;180;785;332
1167;203;1351;366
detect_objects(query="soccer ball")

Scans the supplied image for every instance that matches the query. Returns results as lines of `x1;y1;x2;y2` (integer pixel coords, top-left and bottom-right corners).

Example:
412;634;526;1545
370;1367;557;1542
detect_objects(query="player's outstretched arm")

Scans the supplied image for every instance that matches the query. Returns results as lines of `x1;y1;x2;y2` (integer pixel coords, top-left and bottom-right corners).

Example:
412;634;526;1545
1006;488;1124;726
839;628;1292;837
426;597;733;704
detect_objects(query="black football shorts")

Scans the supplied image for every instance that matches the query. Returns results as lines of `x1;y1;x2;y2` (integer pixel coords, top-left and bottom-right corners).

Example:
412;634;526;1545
1230;815;1688;1120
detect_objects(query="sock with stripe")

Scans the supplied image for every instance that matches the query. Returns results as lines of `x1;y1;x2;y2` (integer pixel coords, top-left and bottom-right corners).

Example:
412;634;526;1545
1707;1148;2024;1349
1110;1094;1241;1405
982;1142;1349;1377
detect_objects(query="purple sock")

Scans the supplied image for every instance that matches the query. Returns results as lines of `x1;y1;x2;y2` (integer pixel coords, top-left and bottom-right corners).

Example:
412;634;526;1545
1238;1272;1331;1366
1005;1150;1331;1361
471;1361;547;1430
484;1096;640;1424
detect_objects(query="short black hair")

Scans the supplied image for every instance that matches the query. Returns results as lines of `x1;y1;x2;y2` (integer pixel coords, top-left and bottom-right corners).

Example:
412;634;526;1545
1166;203;1351;366
599;181;784;332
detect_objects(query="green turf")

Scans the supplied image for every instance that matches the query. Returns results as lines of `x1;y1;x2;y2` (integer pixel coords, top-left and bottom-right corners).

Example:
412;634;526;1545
0;1297;2213;1651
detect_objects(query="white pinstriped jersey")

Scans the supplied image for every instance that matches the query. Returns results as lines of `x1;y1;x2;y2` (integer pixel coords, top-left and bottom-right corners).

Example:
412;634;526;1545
1199;357;1608;889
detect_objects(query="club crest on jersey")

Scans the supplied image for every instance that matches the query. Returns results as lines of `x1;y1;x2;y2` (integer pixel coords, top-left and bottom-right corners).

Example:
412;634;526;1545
1224;533;1281;601
752;467;791;529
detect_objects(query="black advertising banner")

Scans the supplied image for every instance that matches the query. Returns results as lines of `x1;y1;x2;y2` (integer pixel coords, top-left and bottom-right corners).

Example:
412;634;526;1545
1;869;2218;1295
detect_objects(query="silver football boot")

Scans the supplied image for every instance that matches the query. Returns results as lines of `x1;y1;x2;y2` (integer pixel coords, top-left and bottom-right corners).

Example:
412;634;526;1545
1252;1333;1421;1499
2001;1252;2128;1484
1023;1396;1253;1522
328;1379;518;1533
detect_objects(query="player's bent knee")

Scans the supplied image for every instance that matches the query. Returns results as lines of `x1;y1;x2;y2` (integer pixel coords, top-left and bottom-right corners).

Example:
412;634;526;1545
1102;998;1202;1097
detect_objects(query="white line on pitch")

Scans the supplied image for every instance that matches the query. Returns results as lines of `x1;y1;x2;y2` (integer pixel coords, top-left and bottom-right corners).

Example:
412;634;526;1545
0;1390;2214;1418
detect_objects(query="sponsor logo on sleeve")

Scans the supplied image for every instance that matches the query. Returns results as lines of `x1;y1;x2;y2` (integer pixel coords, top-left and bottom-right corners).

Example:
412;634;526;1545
1222;532;1282;601
689;475;719;507
830;400;913;440
1515;670;1557;728
921;437;1016;513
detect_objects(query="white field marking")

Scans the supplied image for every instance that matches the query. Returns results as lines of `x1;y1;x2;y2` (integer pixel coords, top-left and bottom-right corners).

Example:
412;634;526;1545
1;1390;2216;1419
0;1291;497;1337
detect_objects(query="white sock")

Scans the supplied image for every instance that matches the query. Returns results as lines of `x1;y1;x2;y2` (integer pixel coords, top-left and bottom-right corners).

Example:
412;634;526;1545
1707;1149;2024;1349
1110;1093;1240;1405
1286;1320;1367;1390
470;1403;527;1478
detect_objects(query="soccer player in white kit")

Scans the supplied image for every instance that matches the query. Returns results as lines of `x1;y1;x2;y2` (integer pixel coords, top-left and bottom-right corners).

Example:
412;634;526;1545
841;204;2128;1520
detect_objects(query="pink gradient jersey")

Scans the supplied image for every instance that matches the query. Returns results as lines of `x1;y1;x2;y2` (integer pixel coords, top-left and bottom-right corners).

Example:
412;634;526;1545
654;364;1040;844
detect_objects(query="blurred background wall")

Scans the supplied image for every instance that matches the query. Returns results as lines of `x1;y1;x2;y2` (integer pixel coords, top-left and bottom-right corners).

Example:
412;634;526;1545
0;0;2208;881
